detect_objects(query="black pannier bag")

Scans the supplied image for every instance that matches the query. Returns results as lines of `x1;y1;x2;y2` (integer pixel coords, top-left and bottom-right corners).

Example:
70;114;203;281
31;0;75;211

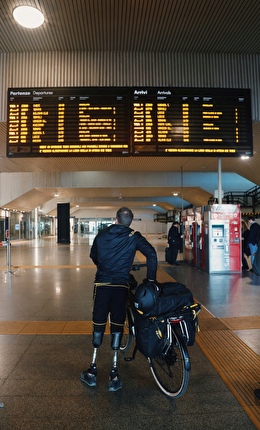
134;311;168;358
143;282;194;318
174;306;200;346
133;281;200;354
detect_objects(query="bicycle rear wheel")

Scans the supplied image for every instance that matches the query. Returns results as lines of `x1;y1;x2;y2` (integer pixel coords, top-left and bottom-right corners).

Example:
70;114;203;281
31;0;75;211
149;325;190;398
120;308;133;352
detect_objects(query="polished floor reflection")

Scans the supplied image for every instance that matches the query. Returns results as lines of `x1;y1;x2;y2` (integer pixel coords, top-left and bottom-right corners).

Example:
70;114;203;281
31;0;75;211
0;235;259;430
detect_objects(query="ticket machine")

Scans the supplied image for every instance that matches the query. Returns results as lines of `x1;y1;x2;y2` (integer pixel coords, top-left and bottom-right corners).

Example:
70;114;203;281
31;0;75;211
204;204;241;273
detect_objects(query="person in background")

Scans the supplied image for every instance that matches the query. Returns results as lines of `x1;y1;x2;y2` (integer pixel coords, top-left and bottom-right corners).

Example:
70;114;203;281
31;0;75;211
81;207;158;392
254;388;260;400
167;221;181;266
247;216;260;265
241;219;250;270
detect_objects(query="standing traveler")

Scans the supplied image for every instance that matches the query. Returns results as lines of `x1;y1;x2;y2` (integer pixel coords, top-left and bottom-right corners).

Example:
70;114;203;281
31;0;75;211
247;216;260;265
254;388;260;400
241;219;250;270
81;207;158;392
167;221;181;266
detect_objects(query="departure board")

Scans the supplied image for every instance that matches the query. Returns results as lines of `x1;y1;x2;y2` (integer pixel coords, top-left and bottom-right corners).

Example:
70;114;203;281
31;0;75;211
7;87;253;157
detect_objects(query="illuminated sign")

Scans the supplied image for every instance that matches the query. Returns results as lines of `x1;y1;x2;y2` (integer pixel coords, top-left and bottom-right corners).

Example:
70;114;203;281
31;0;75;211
7;87;253;157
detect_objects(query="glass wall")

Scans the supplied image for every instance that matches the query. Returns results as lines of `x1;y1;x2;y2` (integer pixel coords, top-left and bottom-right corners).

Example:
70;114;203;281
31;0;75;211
1;212;165;241
9;212;21;240
0;217;4;242
39;216;54;237
0;210;56;241
74;218;113;236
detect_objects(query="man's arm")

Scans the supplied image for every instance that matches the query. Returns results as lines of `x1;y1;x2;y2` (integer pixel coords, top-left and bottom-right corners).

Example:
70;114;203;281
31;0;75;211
89;238;98;266
136;234;158;281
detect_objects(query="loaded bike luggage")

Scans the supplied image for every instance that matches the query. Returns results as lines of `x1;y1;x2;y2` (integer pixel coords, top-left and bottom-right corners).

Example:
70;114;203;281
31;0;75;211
121;278;201;398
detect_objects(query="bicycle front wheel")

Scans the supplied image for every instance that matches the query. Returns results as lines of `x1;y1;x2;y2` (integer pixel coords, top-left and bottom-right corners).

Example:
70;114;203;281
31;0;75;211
120;308;133;352
149;325;190;398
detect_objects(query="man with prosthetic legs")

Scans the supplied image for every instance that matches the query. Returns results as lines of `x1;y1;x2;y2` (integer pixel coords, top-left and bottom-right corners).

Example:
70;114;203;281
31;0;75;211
81;284;129;391
81;207;157;391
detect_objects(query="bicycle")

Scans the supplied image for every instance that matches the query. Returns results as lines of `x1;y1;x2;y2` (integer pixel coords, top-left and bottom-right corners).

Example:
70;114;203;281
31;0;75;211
120;264;201;398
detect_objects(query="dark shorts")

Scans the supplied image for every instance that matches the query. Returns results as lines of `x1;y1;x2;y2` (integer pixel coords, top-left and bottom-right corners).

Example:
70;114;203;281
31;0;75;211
92;283;129;333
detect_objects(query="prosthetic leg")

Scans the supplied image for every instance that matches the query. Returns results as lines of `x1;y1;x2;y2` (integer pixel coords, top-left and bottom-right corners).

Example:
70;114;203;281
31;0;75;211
108;332;123;392
80;331;104;387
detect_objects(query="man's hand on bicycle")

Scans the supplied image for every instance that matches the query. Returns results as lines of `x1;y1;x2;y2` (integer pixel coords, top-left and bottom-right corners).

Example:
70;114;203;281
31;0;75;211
131;263;147;271
142;278;161;291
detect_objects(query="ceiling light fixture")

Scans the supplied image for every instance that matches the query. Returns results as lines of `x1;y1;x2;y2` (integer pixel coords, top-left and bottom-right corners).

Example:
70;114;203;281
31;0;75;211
13;5;45;29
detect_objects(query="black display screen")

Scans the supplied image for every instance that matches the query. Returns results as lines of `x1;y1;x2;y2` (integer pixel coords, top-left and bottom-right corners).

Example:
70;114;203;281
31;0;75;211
7;86;253;157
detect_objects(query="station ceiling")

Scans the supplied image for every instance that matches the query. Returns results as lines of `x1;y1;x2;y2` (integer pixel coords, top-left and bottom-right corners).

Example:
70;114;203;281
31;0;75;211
0;0;260;215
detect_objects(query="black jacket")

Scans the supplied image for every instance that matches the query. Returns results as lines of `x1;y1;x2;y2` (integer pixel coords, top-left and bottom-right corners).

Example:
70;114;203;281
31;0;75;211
168;225;181;249
248;222;260;245
90;224;157;283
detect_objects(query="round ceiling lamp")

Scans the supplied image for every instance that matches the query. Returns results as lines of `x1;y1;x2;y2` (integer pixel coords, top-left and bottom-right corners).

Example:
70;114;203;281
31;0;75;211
13;5;44;29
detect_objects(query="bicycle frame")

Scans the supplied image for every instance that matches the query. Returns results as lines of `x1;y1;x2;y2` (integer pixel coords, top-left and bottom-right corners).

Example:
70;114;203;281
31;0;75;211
168;317;191;372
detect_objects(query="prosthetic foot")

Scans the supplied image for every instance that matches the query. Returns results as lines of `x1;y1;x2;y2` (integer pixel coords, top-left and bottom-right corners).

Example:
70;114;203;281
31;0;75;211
81;363;97;387
81;331;104;387
108;367;122;392
108;332;123;392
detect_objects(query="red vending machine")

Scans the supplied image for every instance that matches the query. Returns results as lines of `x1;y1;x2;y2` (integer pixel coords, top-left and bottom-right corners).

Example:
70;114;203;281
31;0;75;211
204;204;241;273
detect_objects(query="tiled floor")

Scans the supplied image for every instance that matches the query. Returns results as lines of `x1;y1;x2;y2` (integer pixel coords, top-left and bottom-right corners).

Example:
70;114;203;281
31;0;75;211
0;235;259;430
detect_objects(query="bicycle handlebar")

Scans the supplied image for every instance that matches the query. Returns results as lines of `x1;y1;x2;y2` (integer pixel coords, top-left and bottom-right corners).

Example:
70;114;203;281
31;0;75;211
131;263;147;271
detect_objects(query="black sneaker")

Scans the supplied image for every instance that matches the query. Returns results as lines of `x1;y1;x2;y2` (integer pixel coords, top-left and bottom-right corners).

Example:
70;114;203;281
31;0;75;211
81;365;97;387
108;368;122;392
108;376;122;392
